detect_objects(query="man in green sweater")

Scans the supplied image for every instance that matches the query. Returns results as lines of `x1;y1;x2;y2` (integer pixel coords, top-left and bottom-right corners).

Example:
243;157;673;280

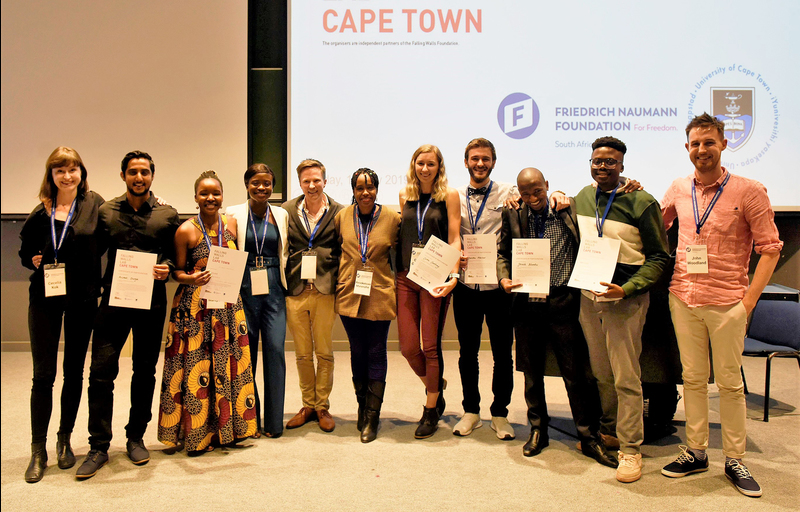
574;136;669;483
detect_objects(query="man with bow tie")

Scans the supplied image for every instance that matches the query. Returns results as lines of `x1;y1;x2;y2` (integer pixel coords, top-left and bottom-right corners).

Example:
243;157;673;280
451;138;520;440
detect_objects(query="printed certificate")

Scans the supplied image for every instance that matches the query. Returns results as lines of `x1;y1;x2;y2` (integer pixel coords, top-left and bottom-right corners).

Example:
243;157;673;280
109;250;158;309
200;245;248;304
511;239;550;296
463;234;498;285
568;237;621;293
407;235;460;293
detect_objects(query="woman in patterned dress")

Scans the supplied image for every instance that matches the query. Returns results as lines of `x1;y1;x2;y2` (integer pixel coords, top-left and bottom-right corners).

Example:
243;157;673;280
157;170;257;454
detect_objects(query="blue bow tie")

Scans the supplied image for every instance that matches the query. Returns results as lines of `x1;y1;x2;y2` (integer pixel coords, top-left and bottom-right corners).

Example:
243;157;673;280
468;186;488;196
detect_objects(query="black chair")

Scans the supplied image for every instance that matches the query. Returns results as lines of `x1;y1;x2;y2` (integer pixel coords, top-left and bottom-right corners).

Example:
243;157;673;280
741;299;800;422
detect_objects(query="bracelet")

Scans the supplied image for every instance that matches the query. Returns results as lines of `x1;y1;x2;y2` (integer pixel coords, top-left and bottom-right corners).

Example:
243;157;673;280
448;273;460;281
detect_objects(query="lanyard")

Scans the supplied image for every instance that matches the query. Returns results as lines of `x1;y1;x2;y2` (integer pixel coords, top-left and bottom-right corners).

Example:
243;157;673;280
302;206;328;249
692;171;731;235
416;196;433;243
197;214;223;251
49;198;77;263
531;204;548;239
467;181;493;234
595;186;618;237
249;205;271;256
354;205;381;264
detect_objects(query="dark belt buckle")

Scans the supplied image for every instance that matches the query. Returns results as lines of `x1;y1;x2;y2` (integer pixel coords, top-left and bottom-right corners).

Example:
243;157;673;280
304;283;314;292
255;256;265;268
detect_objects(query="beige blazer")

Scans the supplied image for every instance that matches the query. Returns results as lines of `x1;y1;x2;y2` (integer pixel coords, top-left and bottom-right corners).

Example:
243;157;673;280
334;205;400;321
225;201;289;290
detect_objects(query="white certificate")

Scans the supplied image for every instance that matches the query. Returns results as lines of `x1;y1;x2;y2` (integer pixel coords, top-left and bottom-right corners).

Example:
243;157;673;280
407;235;461;293
108;249;158;310
199;245;248;304
463;234;498;285
567;237;621;294
512;239;550;296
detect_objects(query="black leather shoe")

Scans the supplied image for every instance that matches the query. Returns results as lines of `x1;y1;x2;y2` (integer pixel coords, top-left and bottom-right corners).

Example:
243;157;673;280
522;428;549;457
581;437;619;468
414;407;440;439
76;450;109;480
25;442;47;483
56;433;76;469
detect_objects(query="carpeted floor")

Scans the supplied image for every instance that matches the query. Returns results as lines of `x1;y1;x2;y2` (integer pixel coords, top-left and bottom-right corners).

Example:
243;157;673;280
1;349;798;511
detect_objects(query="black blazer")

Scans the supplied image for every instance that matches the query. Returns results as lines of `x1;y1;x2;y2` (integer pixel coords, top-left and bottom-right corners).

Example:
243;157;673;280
282;193;344;296
496;199;580;303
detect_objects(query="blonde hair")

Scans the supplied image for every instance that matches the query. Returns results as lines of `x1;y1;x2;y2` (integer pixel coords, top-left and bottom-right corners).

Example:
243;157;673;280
404;144;448;202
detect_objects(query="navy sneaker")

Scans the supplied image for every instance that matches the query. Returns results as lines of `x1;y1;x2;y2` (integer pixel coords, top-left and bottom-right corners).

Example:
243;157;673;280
661;445;709;477
725;459;762;497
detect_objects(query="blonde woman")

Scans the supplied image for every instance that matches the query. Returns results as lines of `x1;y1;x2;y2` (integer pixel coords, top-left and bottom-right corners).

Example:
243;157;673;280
396;144;461;439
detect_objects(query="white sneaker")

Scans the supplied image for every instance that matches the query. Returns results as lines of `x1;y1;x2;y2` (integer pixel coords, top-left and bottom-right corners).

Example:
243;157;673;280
452;413;482;436
490;416;515;440
616;452;643;483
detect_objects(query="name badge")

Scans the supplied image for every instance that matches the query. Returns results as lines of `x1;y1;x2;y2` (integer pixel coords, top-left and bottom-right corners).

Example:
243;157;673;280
250;267;269;295
686;244;708;274
206;299;226;309
355;267;373;296
301;250;317;280
410;243;425;269
43;263;66;297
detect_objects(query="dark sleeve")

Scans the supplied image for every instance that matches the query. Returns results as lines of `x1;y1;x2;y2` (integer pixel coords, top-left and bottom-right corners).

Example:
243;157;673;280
159;210;181;273
621;200;670;297
19;208;45;271
496;207;513;284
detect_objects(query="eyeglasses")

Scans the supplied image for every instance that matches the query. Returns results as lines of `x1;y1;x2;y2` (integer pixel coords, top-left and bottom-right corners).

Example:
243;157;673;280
590;158;621;168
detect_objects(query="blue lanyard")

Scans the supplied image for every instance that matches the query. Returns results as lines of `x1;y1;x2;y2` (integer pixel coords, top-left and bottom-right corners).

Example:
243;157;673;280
595;186;618;237
248;205;271;256
416;197;433;243
692;171;731;235
49;198;77;263
302;206;328;249
354;205;381;264
467;181;493;234
531;204;548;239
197;214;223;251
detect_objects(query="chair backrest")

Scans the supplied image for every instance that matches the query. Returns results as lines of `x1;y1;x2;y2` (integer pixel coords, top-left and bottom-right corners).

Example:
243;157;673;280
748;300;800;350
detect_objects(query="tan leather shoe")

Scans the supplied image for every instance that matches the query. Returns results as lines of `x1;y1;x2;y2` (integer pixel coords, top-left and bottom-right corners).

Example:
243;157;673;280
317;409;336;432
286;407;317;429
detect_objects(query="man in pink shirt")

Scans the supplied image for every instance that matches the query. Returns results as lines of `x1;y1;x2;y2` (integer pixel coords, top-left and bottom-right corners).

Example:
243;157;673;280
660;113;783;498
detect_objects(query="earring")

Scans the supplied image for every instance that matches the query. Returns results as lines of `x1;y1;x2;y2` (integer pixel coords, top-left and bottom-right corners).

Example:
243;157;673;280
196;204;199;210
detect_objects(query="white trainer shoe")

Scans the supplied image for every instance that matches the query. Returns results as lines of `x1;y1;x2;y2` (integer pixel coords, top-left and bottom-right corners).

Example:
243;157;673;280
452;413;482;436
490;416;515;440
616;452;643;483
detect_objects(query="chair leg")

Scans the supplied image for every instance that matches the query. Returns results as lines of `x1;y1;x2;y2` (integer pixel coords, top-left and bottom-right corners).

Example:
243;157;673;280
764;354;775;422
741;366;749;395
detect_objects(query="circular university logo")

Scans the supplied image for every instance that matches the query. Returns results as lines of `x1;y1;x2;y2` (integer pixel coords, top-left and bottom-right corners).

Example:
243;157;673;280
497;93;540;139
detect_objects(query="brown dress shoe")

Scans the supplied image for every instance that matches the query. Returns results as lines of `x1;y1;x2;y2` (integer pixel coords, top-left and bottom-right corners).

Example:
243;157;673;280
317;409;336;432
286;407;317;429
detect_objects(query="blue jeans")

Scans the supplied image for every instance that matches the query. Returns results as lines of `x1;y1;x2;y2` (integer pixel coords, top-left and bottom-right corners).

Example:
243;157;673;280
340;316;390;382
241;265;287;435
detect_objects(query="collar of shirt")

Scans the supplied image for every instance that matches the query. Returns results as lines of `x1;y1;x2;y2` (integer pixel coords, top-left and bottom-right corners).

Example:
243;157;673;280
692;167;728;190
298;194;330;232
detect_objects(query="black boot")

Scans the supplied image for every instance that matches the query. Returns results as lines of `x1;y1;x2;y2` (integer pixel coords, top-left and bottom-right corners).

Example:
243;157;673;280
414;407;440;439
25;442;47;483
361;380;385;443
56;432;76;469
353;378;366;431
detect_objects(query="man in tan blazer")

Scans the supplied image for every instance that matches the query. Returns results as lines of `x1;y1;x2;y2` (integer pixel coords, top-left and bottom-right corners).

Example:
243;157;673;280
282;159;344;432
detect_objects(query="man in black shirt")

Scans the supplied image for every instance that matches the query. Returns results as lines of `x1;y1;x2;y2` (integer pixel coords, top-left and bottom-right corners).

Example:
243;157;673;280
77;151;180;480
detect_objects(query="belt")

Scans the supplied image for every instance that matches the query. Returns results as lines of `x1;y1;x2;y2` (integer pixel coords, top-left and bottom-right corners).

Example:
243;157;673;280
249;256;280;268
303;282;315;291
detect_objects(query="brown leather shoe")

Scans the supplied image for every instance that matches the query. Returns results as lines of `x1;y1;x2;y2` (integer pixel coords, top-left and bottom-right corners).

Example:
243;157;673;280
286;407;317;429
317;409;335;432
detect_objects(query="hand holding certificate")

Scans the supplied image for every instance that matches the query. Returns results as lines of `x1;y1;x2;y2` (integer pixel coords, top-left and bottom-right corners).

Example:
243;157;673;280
407;235;461;293
463;234;498;285
199;245;248;304
511;239;550;297
567;237;621;294
109;249;158;309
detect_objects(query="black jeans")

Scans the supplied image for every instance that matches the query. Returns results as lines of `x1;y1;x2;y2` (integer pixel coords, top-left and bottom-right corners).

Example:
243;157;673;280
340;316;390;382
515;286;602;440
452;284;514;417
87;290;167;451
28;295;96;443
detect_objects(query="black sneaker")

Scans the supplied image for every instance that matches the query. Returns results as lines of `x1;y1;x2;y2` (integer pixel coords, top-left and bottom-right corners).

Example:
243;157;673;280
725;459;762;497
126;439;150;465
661;445;709;477
76;450;109;480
